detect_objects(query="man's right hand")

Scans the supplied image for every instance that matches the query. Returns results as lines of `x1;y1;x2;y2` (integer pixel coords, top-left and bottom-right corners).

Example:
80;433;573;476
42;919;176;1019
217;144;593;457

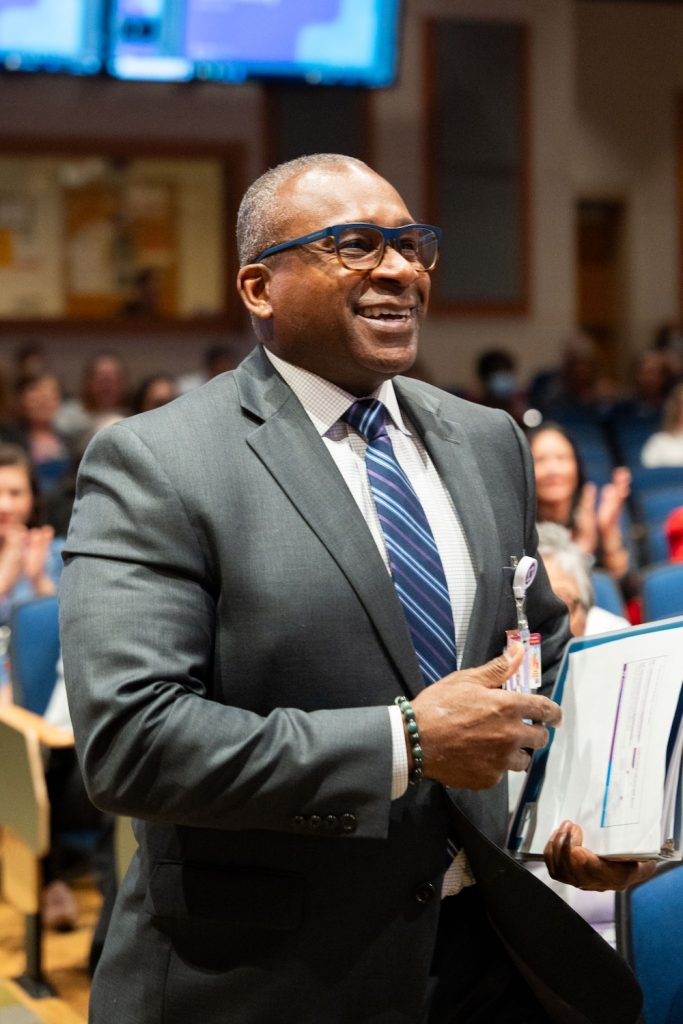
409;642;562;790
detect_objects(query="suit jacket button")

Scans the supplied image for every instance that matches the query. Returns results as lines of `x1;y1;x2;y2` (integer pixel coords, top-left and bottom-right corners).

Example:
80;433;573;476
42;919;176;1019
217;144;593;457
340;813;357;833
292;815;305;828
324;814;338;830
309;814;322;829
414;882;436;904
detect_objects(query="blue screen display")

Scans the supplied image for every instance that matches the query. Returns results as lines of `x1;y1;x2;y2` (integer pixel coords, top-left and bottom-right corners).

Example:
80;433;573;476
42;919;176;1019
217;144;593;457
108;0;401;87
0;0;105;74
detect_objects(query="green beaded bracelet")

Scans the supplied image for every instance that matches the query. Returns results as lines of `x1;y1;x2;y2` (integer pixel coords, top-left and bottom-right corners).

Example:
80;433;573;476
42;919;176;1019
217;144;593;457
394;695;424;785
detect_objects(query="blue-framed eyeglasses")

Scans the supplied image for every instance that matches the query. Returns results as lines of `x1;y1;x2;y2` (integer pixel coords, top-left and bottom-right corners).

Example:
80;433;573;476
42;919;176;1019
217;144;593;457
253;222;442;272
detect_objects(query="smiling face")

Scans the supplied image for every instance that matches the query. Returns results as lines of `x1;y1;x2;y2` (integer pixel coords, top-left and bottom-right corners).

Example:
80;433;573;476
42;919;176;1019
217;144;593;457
238;163;430;395
531;428;579;512
0;464;33;536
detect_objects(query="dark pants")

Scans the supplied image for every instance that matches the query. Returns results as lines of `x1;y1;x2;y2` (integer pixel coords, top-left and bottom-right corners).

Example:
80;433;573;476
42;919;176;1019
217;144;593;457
44;747;117;972
425;887;550;1024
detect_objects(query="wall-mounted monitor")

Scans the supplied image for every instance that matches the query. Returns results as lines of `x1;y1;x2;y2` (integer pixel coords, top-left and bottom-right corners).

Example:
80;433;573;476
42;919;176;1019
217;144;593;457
108;0;401;87
0;0;106;75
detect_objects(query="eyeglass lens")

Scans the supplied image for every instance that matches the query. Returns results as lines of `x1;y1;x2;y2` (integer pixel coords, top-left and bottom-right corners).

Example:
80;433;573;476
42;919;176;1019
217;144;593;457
335;226;438;271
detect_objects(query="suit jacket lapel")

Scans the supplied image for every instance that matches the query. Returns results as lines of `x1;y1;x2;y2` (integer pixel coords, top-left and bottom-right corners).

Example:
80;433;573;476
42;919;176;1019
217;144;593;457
234;348;424;698
394;379;503;670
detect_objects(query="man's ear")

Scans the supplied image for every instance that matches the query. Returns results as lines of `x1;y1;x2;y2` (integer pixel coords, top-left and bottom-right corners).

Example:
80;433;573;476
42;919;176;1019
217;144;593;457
237;264;273;322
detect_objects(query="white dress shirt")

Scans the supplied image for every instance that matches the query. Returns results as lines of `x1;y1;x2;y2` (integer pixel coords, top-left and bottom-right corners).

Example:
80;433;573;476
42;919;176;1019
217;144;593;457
265;349;477;894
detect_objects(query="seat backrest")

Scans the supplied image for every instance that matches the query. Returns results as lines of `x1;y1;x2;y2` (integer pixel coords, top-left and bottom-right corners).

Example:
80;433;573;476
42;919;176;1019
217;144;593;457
639;486;683;529
10;596;60;715
616;863;683;1024
610;411;662;469
645;523;670;565
0;711;49;855
592;570;627;617
641;563;683;621
630;466;683;498
0;709;50;916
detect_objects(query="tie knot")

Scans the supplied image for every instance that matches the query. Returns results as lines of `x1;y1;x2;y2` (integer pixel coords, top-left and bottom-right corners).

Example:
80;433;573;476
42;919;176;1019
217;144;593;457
342;399;387;443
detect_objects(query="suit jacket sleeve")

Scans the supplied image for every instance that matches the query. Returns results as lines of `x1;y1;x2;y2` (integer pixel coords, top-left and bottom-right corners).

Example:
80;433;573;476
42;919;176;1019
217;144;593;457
60;422;394;840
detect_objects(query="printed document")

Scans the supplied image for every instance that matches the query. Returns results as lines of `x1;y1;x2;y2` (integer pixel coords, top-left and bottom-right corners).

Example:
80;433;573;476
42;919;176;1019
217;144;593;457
508;617;683;860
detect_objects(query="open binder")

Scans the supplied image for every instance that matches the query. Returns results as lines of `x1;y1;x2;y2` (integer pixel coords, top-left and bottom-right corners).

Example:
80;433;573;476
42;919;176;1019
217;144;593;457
507;616;683;862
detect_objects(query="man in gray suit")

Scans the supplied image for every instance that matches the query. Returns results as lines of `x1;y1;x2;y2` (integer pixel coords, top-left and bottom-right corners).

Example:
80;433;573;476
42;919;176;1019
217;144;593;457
60;155;652;1024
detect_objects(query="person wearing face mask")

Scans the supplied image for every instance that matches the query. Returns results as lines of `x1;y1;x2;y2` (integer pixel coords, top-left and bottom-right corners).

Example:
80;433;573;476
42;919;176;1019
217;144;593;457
473;348;529;426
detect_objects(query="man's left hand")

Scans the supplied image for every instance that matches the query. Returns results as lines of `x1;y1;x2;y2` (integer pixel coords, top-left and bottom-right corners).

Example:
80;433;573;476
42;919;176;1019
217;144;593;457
544;820;658;891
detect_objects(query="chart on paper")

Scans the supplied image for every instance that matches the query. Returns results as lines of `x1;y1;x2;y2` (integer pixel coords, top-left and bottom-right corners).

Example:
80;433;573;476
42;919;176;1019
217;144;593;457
601;657;666;828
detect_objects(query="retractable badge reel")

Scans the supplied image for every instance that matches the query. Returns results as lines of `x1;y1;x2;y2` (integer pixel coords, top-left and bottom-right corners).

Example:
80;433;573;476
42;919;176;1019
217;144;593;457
505;555;541;694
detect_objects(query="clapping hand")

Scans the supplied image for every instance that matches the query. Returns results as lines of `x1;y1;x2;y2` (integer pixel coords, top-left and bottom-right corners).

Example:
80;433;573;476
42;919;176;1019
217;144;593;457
23;525;55;588
0;526;28;594
0;524;56;598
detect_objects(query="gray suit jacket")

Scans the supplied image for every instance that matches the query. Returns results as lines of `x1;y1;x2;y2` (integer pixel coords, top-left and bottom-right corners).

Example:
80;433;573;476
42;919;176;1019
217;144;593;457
60;346;641;1024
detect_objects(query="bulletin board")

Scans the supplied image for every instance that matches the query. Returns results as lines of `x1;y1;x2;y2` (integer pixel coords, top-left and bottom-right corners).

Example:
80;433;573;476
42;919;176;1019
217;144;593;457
0;144;244;331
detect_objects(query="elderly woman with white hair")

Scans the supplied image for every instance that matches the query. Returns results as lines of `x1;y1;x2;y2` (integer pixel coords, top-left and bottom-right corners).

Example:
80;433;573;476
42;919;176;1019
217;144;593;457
535;522;629;637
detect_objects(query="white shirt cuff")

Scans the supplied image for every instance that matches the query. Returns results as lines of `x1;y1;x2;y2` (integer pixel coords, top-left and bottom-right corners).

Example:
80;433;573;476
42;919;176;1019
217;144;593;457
388;704;409;799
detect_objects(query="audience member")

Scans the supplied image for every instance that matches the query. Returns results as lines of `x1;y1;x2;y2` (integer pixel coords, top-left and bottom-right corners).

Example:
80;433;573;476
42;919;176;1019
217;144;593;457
613;349;672;420
177;343;238;394
641;381;683;467
131;374;178;415
528;332;619;418
42;657;117;963
473;348;528;425
665;506;683;562
14;340;49;382
15;373;73;498
56;352;129;457
652;321;683;381
0;362;28;450
0;443;78;927
0;443;62;626
529;423;632;580
536;522;629;636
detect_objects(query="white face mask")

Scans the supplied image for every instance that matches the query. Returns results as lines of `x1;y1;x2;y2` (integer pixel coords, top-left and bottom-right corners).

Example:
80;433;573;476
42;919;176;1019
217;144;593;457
488;371;517;398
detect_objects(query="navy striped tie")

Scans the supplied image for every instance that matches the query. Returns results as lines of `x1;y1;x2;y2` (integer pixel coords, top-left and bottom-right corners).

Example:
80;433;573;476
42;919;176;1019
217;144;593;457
343;399;457;686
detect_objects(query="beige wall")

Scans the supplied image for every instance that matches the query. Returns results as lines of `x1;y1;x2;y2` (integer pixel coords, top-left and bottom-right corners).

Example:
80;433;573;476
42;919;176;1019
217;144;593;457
0;0;680;393
377;0;577;390
575;1;683;362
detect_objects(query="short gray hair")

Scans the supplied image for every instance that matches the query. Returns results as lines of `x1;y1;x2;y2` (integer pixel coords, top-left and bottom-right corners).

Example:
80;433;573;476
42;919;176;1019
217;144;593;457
536;522;595;610
236;153;370;267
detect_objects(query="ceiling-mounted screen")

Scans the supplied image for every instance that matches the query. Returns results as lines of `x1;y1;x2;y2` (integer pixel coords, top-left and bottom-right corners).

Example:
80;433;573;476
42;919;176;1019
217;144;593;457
108;0;401;87
0;0;105;75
